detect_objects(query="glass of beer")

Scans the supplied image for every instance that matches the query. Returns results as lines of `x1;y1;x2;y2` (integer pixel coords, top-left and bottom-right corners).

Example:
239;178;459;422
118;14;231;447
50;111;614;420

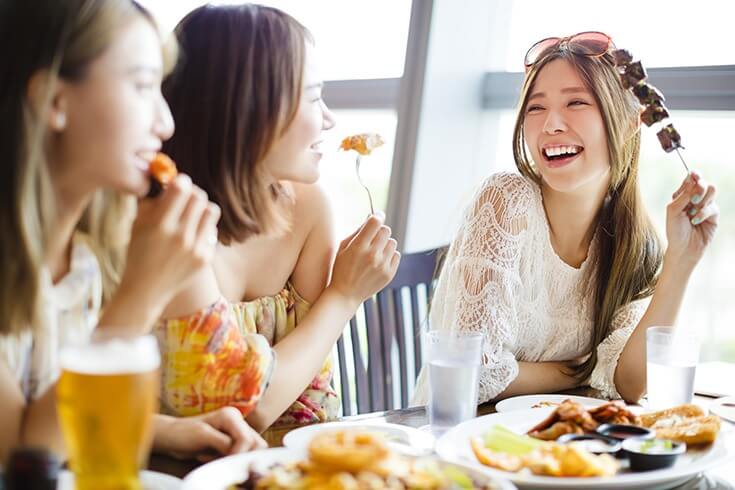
57;333;160;490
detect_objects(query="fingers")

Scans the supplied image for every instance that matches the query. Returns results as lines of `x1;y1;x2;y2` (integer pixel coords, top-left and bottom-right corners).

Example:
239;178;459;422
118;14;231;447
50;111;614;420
350;214;385;250
180;187;209;245
671;171;697;200
688;182;716;225
194;202;222;251
667;173;698;216
692;201;719;227
157;174;195;225
207;407;266;454
195;421;233;456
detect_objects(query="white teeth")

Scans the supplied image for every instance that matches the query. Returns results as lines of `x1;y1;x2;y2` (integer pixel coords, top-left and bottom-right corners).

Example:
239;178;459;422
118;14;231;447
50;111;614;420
543;145;580;158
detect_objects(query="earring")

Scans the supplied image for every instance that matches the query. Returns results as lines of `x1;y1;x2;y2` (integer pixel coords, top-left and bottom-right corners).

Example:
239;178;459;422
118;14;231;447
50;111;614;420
52;112;66;131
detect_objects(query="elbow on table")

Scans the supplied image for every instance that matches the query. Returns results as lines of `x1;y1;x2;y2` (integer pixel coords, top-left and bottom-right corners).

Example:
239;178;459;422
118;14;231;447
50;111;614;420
614;375;646;405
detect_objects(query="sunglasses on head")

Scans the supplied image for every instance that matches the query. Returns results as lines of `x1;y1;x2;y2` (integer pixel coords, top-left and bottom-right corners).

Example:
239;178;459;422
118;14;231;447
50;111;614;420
524;31;615;69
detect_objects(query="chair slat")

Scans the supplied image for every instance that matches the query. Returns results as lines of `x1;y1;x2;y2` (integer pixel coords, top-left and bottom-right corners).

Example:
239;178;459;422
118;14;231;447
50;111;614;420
336;333;351;416
393;288;409;408
350;316;370;414
364;297;384;412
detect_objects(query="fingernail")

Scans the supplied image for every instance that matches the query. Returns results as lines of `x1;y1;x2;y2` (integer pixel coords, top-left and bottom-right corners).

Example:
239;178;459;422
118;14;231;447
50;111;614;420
176;174;192;189
691;216;703;225
691;194;702;205
688;207;697;216
375;210;386;220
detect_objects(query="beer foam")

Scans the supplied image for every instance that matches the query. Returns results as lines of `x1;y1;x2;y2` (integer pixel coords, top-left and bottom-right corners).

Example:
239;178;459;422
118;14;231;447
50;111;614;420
60;335;160;374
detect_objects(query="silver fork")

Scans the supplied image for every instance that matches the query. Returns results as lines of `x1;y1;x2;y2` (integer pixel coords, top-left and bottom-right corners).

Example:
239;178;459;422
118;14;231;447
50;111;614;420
355;154;375;215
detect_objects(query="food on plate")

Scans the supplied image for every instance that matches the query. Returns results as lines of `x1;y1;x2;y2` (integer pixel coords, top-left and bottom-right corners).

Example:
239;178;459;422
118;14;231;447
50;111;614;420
527;399;640;441
595;423;654;442
147;152;178;198
470;425;618;477
339;133;385;156
639;404;721;445
555;433;621;455
235;429;497;489
530;401;560;409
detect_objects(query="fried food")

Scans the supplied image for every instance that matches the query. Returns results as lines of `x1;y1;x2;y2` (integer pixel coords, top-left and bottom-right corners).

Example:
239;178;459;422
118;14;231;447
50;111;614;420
529;421;584;441
528;400;602;439
339;133;385;156
147;152;177;198
470;437;523;472
639;404;720;445
308;430;389;473
588;401;641;426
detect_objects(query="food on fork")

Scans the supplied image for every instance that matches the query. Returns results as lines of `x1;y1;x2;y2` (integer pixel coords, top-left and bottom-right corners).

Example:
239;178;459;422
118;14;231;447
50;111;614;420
146;152;178;198
639;404;721;445
657;124;683;153
339;133;385;156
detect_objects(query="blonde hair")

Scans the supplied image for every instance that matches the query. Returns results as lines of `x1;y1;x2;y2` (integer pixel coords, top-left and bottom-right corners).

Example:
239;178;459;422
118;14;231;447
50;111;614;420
512;48;663;381
0;0;175;336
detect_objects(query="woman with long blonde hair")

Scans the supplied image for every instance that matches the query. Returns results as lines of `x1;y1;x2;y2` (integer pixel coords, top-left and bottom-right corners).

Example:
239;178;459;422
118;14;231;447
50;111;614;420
414;32;718;405
0;0;264;463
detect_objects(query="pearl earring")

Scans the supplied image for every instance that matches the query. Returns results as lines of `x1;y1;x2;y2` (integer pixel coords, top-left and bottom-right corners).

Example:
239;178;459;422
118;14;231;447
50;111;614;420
53;112;66;130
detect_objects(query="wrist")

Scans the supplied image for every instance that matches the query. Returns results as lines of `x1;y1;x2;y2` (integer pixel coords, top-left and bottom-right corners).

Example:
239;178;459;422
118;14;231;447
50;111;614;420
661;252;696;281
322;285;363;314
151;414;173;454
103;279;168;332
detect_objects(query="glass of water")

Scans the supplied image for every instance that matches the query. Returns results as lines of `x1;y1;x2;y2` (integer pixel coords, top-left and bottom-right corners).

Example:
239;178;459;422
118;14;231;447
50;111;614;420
422;329;483;435
646;326;700;409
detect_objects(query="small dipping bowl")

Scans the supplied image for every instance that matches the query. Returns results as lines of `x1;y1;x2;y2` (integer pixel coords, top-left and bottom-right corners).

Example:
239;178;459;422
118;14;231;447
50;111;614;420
596;423;655;442
556;433;621;456
622;438;686;472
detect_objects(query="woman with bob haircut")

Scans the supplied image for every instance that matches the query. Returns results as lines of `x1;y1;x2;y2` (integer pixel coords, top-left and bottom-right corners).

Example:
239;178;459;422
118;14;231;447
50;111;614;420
157;3;400;431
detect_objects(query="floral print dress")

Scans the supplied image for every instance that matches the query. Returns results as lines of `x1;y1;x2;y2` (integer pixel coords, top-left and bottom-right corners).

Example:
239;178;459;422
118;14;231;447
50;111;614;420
155;282;339;426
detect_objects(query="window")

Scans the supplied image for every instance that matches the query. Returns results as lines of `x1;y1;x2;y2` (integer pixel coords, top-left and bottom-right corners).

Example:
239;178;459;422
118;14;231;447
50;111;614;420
500;0;735;71
141;0;412;80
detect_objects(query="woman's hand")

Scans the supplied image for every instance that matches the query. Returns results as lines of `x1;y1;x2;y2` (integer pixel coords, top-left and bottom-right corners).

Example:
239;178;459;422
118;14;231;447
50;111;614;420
118;174;221;316
664;171;718;269
153;408;266;462
327;214;400;306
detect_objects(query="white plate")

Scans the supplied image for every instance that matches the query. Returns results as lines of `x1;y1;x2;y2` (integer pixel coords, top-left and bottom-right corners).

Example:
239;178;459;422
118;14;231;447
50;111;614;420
58;470;181;490
710;396;735;424
182;446;517;490
436;408;735;490
282;420;436;455
495;394;605;413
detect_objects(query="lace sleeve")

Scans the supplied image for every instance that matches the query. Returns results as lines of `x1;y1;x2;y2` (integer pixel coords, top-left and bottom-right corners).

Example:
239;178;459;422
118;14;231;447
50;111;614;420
429;173;532;403
589;298;649;399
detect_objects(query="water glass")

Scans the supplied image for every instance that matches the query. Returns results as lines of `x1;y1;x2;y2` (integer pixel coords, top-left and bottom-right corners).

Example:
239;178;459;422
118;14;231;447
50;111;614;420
57;333;160;490
646;326;700;409
422;329;483;434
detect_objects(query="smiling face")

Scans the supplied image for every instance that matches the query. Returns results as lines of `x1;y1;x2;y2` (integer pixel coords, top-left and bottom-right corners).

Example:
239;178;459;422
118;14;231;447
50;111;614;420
260;43;336;184
52;17;174;198
522;58;611;195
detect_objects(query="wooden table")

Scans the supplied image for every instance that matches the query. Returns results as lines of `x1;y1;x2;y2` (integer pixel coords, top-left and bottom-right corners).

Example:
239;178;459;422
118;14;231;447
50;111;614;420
149;389;735;488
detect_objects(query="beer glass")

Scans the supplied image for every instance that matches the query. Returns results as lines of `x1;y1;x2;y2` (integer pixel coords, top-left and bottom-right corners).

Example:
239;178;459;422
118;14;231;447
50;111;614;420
57;333;160;490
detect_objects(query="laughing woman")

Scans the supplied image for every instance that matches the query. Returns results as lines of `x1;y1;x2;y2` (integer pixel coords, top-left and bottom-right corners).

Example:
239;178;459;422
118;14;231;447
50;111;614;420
414;32;718;405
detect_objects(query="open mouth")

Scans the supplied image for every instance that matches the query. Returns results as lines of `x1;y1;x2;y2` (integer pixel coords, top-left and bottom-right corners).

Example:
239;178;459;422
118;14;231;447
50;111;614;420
542;145;583;166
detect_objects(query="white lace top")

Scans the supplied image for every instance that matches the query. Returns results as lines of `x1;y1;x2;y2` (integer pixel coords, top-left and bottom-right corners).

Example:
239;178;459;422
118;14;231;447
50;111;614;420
413;172;647;404
0;234;101;401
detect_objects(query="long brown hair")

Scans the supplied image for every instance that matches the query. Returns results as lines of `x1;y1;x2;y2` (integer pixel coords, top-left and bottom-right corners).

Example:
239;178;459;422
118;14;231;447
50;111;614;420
0;0;169;336
163;4;312;245
512;48;663;381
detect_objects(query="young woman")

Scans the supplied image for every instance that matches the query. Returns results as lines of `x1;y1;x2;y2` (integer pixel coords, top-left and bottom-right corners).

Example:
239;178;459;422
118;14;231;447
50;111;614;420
157;4;400;431
414;32;718;405
0;0;265;463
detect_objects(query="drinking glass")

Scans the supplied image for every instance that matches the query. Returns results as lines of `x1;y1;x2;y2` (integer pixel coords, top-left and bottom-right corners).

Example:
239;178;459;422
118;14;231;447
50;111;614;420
646;326;700;409
422;329;483;435
57;333;160;490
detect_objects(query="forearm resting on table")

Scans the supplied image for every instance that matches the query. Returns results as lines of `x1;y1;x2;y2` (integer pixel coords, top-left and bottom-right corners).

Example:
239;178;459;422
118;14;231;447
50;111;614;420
495;361;580;400
246;288;359;432
614;258;692;403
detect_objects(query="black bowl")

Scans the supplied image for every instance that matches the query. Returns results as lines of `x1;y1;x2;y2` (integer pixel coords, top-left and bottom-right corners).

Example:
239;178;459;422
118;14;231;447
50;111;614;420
622;438;686;472
596;423;655;442
556;433;622;455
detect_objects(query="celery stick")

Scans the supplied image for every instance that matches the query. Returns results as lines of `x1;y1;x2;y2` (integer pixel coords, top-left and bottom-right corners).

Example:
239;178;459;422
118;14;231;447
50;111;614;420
482;425;545;455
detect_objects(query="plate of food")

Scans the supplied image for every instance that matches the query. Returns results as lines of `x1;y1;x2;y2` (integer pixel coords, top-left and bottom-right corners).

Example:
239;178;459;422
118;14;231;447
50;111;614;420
282;420;435;455
436;400;734;489
183;429;516;489
495;394;606;413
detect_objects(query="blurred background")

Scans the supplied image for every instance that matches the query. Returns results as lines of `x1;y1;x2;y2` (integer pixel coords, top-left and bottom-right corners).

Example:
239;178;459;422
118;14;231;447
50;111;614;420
138;0;735;364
